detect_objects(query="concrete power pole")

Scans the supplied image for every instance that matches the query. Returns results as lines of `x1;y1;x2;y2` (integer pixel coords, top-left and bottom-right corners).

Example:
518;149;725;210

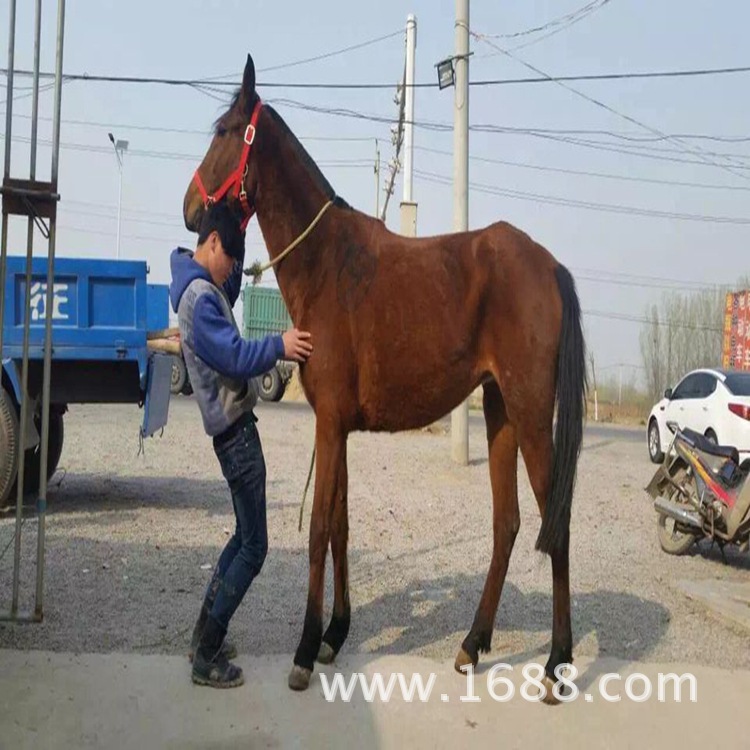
399;13;417;237
374;138;381;217
451;0;470;465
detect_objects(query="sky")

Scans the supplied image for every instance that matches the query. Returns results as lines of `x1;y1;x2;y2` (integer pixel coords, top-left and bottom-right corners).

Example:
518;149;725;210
1;0;749;391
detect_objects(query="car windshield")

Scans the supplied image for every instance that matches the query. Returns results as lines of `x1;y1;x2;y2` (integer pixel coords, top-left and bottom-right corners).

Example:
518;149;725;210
723;373;750;396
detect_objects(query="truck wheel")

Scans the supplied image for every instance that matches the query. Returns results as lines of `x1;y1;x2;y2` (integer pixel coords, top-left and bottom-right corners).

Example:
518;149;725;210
21;409;65;498
258;367;285;402
0;388;20;508
171;357;187;395
181;373;193;396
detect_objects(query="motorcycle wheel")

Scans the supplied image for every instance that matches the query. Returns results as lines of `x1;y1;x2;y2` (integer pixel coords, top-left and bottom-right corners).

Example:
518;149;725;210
656;513;697;555
656;469;699;555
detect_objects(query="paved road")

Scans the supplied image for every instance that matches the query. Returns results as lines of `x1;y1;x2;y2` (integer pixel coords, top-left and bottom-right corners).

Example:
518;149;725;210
0;650;741;749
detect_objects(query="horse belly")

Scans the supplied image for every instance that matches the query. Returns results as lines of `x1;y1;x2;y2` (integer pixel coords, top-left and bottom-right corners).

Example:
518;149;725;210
358;344;479;432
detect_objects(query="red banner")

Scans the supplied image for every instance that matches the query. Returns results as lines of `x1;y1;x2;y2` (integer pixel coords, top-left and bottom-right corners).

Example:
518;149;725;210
722;291;750;371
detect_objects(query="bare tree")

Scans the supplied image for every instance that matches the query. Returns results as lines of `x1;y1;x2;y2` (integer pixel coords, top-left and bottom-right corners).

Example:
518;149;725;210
640;285;732;401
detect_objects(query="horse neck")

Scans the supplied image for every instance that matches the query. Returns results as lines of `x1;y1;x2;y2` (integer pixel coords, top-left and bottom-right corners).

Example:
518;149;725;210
253;117;332;320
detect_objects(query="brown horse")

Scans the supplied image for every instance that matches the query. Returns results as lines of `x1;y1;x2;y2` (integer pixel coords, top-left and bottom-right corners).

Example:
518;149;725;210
183;54;587;703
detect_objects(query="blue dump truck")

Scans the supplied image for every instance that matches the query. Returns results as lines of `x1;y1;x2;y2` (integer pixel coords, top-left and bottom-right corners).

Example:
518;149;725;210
1;256;173;507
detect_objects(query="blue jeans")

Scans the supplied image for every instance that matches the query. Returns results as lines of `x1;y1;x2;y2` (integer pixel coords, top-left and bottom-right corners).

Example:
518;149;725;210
204;411;268;631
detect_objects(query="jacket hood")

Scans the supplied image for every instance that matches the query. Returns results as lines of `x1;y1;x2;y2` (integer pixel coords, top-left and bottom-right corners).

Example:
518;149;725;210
169;247;212;312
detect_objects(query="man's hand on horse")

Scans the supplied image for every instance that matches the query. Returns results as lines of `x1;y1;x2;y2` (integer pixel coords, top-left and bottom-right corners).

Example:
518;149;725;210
282;329;313;362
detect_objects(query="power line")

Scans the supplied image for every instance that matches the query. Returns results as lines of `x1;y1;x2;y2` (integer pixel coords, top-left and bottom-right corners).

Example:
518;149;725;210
496;0;612;40
583;308;722;332
203;30;404;79
4;109;748;146
486;1;614;52
415;168;750;225
519;131;750;170
571;266;734;290
2;111;381;143
4;63;750;90
576;274;734;293
414;146;750;192
469;31;750;182
0;130;376;166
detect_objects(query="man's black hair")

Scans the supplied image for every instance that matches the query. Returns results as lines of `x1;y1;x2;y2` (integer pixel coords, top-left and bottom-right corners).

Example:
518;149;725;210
197;202;245;262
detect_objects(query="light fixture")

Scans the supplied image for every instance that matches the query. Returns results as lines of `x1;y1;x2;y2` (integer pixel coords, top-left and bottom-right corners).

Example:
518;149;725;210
436;57;455;90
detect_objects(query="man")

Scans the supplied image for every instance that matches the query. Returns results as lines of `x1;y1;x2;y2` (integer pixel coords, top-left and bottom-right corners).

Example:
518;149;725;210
169;202;313;688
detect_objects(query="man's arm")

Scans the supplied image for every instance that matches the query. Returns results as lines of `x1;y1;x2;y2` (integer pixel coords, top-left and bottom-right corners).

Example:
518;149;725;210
193;293;284;380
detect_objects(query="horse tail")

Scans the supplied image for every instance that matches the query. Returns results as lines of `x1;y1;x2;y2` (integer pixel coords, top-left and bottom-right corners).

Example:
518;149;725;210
535;264;587;557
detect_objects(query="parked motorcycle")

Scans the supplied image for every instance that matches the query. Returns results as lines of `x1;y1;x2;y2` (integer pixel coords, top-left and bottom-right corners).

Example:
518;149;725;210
646;422;750;556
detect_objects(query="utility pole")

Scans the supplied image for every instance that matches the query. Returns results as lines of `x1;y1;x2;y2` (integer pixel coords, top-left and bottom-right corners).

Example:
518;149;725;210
399;13;418;238
589;353;598;422
451;0;470;465
379;78;405;223
374;138;381;218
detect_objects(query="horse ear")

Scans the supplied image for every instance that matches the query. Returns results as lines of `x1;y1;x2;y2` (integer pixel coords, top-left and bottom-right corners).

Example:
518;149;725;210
241;54;256;114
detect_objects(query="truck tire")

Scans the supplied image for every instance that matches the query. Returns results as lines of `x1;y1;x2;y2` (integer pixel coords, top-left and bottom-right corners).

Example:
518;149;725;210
181;373;193;396
258;367;285;402
171;356;187;395
20;409;65;498
0;388;20;508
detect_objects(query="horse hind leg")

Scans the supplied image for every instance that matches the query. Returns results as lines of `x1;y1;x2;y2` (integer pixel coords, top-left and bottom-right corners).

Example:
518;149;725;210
517;423;572;706
455;380;520;671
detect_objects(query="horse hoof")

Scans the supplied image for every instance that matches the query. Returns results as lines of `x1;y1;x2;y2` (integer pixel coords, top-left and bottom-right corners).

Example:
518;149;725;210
540;675;562;705
317;642;336;664
454;648;477;674
288;665;312;691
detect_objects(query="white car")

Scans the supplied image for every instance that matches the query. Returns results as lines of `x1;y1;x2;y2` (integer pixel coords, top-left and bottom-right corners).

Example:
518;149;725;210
647;368;750;465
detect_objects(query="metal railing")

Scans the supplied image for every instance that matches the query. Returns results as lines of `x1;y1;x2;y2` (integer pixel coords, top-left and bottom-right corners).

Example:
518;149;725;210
0;0;66;622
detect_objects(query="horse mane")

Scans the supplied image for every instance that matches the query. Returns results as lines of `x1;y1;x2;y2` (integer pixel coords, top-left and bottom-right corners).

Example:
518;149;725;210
265;105;351;211
214;89;351;211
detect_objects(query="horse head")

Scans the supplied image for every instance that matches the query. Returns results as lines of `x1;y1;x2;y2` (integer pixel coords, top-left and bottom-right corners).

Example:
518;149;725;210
183;54;261;233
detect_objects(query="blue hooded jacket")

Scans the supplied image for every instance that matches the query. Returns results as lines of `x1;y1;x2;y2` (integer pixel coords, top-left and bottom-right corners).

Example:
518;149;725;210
169;247;285;436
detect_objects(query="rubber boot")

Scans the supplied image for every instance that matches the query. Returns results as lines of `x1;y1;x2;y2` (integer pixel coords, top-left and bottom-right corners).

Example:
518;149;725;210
191;615;244;688
188;605;237;663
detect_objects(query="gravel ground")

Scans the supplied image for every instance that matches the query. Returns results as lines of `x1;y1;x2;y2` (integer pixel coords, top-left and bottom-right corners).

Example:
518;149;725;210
1;397;748;670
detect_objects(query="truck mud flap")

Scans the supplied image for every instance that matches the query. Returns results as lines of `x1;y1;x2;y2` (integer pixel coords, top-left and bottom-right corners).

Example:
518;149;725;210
141;352;172;438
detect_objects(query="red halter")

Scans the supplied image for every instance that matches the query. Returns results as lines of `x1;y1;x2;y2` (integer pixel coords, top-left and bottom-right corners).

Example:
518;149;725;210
192;98;263;232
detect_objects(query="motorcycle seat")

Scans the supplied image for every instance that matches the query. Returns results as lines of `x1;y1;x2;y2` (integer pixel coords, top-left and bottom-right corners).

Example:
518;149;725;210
681;428;740;464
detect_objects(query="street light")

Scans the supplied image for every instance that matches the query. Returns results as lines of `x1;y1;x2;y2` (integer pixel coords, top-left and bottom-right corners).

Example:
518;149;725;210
435;57;455;90
108;132;128;260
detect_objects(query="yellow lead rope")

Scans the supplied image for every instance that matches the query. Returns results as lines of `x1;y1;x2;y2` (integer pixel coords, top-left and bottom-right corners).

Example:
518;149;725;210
244;200;334;284
240;199;332;530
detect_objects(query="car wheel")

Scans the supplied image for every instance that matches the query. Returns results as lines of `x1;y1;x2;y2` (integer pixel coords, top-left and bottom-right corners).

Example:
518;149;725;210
648;419;664;463
704;429;718;445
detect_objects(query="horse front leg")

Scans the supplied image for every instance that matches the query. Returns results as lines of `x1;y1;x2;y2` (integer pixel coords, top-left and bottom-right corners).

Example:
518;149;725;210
288;418;346;691
317;446;350;665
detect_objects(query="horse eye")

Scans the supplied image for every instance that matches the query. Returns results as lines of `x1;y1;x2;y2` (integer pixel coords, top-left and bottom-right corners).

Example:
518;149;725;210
216;126;227;137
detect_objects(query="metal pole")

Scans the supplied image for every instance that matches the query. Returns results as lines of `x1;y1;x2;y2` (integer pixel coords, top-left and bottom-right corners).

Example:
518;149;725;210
2;0;16;181
116;156;122;259
35;0;67;619
402;14;416;204
0;0;18;355
375;141;380;217
451;0;470;466
11;0;36;615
